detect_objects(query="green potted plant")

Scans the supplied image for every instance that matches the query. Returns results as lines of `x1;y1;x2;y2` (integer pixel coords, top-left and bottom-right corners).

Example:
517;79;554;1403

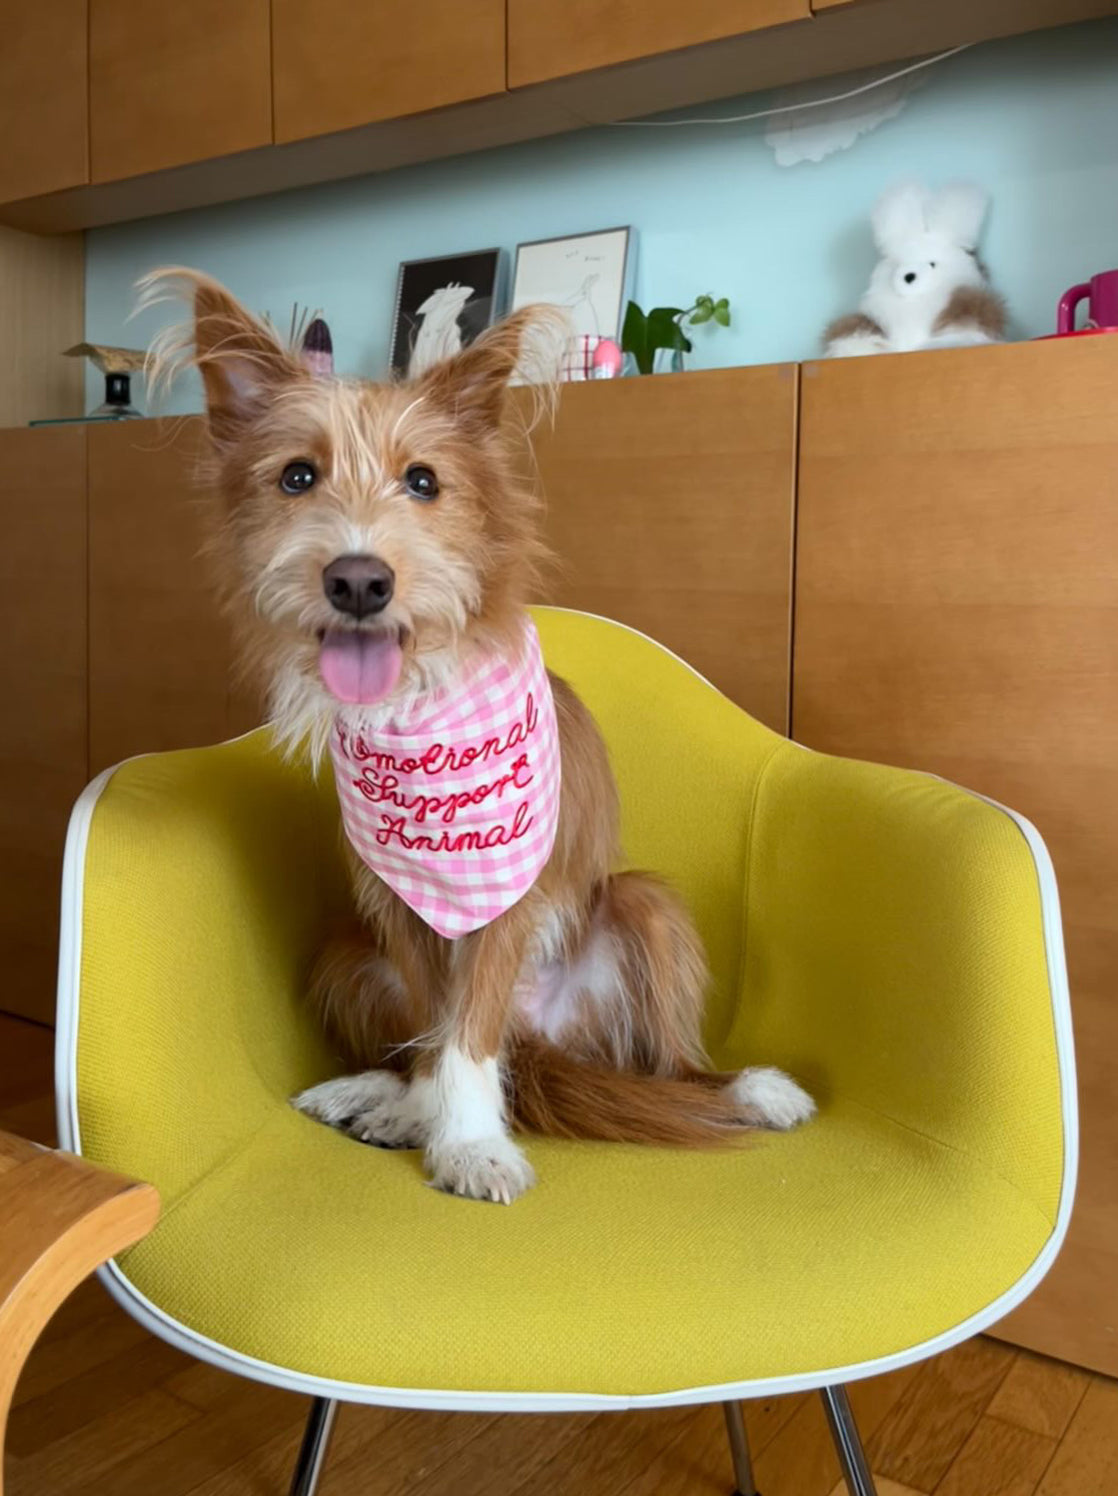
621;293;732;375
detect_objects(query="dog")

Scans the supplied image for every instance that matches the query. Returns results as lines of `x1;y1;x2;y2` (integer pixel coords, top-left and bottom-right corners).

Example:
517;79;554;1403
144;269;815;1204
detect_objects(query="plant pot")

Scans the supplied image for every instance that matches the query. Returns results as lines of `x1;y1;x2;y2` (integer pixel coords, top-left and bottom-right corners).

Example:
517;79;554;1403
653;347;687;374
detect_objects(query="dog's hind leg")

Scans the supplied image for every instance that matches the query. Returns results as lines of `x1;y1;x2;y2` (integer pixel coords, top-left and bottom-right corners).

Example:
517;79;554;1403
591;869;712;1076
592;871;815;1130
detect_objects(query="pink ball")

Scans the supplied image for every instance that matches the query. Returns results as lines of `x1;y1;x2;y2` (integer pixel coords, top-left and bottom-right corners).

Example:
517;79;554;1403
591;338;624;378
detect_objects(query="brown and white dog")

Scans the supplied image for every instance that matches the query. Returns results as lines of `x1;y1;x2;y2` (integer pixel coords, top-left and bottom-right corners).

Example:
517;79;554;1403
147;270;814;1204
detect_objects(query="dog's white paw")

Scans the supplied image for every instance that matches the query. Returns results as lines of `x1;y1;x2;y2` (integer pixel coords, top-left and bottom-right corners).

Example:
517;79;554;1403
292;1071;405;1129
426;1134;536;1204
729;1066;816;1130
347;1075;431;1150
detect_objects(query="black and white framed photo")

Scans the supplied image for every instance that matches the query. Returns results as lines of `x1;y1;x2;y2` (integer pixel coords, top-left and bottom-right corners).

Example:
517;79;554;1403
389;249;506;378
510;227;634;341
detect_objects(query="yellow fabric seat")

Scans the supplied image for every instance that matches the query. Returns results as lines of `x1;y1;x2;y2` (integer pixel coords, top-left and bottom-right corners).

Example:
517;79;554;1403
56;608;1074;1410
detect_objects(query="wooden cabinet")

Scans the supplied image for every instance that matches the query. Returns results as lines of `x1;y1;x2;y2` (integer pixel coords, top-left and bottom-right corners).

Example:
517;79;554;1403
87;419;257;774
0;418;265;1025
2;346;1117;1383
273;0;506;144
0;0;88;203
0;428;87;1025
3;0;1115;230
528;366;798;734
794;337;1118;1377
0;227;85;429
508;0;809;88
88;0;271;183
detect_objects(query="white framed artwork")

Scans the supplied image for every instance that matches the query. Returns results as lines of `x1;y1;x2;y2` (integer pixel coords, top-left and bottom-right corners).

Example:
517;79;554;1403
510;227;635;341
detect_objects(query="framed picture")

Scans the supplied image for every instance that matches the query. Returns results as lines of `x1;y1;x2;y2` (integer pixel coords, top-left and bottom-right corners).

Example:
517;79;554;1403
390;248;506;378
511;227;634;341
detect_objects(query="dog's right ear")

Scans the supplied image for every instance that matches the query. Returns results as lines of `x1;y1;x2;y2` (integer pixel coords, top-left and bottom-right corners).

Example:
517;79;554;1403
139;268;307;448
416;304;568;434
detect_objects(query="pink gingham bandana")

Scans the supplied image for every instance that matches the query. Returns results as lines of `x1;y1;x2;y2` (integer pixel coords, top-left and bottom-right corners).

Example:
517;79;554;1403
329;619;561;938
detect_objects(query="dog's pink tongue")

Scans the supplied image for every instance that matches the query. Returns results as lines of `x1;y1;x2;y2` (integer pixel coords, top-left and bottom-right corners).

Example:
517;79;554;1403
319;631;403;705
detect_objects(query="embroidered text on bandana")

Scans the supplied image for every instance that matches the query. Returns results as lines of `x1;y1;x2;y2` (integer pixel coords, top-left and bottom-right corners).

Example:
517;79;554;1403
329;620;561;938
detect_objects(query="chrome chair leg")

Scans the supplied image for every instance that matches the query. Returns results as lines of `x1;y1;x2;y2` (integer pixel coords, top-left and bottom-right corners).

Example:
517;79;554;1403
820;1386;878;1496
723;1399;760;1496
288;1397;339;1496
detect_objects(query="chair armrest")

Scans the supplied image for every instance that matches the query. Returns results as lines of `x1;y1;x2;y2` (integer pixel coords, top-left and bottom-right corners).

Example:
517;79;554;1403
725;742;1070;1219
0;1130;158;1488
58;731;346;1200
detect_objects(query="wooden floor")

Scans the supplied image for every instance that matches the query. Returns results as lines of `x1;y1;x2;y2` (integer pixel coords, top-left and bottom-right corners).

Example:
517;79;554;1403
4;1010;1117;1496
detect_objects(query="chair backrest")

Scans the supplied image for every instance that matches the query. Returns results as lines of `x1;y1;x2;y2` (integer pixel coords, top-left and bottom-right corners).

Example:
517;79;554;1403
533;606;783;1052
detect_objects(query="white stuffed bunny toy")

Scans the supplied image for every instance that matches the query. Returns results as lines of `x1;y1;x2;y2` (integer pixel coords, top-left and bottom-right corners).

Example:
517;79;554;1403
824;181;1007;358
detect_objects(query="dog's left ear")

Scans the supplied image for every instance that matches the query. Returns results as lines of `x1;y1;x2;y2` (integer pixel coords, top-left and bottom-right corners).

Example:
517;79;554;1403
139;267;307;449
417;305;567;431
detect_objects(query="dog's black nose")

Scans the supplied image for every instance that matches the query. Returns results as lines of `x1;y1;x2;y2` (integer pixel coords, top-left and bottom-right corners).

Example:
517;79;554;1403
904;271;917;284
322;555;395;618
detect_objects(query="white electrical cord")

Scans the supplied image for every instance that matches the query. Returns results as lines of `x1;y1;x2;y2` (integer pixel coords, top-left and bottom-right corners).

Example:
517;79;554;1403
608;42;973;128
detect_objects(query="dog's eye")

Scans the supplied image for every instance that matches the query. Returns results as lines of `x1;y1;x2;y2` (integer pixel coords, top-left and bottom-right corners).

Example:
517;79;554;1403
929;261;937;269
404;464;439;501
279;460;317;495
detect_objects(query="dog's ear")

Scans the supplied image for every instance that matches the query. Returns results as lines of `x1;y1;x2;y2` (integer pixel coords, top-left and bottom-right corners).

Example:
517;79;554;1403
417;305;568;432
139;267;306;448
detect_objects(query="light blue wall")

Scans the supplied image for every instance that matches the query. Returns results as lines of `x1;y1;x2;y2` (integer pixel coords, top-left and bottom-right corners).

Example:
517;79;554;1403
86;17;1118;413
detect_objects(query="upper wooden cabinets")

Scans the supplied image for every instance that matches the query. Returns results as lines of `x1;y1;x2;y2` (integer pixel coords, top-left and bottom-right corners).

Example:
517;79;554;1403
507;0;809;88
6;0;1118;229
88;0;271;182
0;0;88;203
272;0;506;144
528;366;799;734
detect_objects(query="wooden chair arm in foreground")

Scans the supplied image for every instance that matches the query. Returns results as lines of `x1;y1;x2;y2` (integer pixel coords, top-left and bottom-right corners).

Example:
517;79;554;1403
0;1129;158;1496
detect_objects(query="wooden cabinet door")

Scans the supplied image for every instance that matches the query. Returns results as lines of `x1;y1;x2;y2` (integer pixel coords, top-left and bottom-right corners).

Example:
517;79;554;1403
273;0;506;144
0;427;87;1025
88;419;259;775
526;366;798;734
508;0;808;88
88;0;271;183
0;0;88;202
795;338;1118;1376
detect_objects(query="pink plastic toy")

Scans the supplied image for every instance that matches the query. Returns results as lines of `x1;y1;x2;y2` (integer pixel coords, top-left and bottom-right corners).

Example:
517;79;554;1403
591;338;623;379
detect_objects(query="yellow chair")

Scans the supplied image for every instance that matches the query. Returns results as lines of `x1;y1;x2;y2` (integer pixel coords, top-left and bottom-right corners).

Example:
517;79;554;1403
55;608;1076;1496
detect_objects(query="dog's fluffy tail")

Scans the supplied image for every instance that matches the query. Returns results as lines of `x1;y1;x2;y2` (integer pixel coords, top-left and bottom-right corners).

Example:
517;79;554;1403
508;1038;813;1146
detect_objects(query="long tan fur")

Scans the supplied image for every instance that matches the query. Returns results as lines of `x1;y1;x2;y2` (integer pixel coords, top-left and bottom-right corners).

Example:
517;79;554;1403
510;1038;757;1144
146;267;814;1201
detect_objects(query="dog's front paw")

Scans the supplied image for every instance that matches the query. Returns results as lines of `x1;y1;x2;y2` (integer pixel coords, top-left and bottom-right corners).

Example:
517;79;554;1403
292;1071;405;1129
347;1076;430;1150
426;1135;536;1204
729;1066;816;1130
